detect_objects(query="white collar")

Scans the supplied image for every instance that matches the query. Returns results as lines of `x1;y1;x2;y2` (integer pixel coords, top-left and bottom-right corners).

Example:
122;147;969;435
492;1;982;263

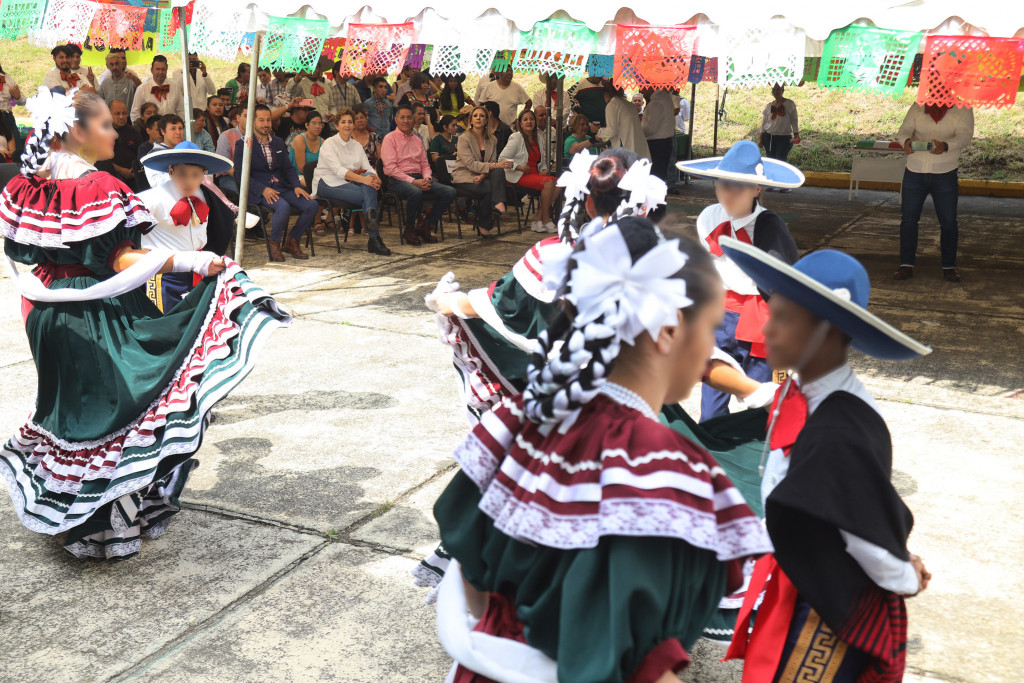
799;363;879;416
730;202;766;231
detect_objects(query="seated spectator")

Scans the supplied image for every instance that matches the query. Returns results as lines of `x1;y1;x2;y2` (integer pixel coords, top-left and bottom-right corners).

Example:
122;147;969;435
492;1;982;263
214;107;245;196
0;115;15;161
534;104;559;162
0;63;25;159
313;108;391;256
392;64;419;102
98;50;137;108
95;99;140;188
412;103;432;149
452;106;511;237
234;104;318;261
131;55;183;122
567;75;607;127
267;70;295;108
290;110;324;173
437;75;470;117
255;67;273;104
428;114;459;183
134;101;158;139
381;103;456;245
172;53;217;109
137;114;163;163
641;87;676;180
564;113;595;158
364;77;394;136
273;99;310;148
327;60;363;129
192;109;215;153
144;113;186;187
352;104;382;167
398;73;436;120
500;109;559;233
224;62;251;105
478;69;530;125
44;44;93;92
205;94;229;145
483;100;512;155
290;57;334;124
602;82;650;160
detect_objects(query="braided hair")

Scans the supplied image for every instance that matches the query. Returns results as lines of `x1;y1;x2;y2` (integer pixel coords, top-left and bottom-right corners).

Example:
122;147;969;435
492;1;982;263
21;89;107;176
524;218;718;425
556;152;630;243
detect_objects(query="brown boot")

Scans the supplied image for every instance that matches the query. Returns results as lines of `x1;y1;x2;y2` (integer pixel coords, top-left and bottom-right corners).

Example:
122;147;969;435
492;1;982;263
402;228;422;246
268;241;285;262
283;237;309;260
416;218;439;244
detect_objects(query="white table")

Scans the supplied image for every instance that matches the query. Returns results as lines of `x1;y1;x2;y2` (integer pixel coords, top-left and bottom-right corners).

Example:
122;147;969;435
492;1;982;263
849;148;907;202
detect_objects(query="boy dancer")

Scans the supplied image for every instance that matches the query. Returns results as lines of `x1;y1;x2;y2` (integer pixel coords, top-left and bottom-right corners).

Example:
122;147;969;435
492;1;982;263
139;141;236;312
719;237;932;682
677;140;803;421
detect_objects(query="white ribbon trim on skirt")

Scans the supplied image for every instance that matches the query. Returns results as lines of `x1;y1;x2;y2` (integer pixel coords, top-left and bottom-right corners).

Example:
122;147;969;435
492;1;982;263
436;561;558;683
5;248;174;302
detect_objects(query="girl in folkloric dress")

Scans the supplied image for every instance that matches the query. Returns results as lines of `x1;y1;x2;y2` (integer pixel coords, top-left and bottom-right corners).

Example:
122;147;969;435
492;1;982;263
0;88;289;559
432;215;773;682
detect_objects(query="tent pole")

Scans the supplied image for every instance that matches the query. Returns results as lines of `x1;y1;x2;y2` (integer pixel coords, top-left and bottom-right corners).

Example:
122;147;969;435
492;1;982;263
687;82;696;160
713;84;720;156
233;32;262;264
555;76;564;175
177;5;193;142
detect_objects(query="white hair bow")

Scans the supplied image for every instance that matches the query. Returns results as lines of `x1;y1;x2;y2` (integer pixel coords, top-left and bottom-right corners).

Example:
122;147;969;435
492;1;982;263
565;224;692;346
556;148;595;203
618;157;668;215
26;86;78;138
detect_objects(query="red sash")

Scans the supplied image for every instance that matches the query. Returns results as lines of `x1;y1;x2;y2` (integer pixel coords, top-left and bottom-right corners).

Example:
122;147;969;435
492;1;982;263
724;554;800;681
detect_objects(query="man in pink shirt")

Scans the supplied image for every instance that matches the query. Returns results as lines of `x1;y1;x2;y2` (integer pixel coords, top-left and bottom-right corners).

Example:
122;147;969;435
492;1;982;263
381;103;456;244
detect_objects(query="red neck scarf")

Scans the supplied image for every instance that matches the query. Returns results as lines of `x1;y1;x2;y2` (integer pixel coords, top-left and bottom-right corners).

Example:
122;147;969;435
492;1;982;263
768;380;808;456
152;83;169;101
169;196;209;227
705;220;752;257
63;72;80;88
924;104;948;123
770;102;786;119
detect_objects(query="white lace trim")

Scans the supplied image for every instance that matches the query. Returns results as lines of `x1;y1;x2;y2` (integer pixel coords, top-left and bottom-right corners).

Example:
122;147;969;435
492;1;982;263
600;382;659;421
452;431;501;492
477;479;773;560
436;313;514;414
65;538;141;559
0;193;156;249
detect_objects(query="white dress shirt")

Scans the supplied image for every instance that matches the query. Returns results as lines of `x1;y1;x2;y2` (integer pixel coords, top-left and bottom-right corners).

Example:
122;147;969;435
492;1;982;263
139;179;208;251
642;90;676;140
761;364;920;596
131;77;184;122
312;134;375;192
762;98;799;136
897;104;974;175
601;96;651;160
675;98;691;133
696;203;766;296
171;69;217;110
43;67;91;91
0;72;25;113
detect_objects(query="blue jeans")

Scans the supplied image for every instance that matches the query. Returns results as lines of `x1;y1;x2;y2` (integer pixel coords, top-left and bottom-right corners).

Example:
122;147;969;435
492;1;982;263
763;133;793;162
257;187;319;242
386;175;456;229
216;174;238;196
700;310;772;422
899;168;959;269
317;177;378;236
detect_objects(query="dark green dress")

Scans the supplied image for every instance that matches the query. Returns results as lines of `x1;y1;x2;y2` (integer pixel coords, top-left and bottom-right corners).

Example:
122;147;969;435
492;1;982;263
0;168;289;559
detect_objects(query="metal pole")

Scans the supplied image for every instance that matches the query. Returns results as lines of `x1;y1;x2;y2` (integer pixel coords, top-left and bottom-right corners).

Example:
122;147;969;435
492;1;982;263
233;32;262;264
687;82;696;160
555;76;565;175
712;84;720;156
177;5;192;142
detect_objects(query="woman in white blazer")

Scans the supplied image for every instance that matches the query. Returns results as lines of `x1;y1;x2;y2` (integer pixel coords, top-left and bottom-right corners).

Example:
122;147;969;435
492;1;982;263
499;109;561;232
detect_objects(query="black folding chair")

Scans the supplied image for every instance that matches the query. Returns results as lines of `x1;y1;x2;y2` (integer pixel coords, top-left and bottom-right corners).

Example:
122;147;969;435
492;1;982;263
303;160;363;253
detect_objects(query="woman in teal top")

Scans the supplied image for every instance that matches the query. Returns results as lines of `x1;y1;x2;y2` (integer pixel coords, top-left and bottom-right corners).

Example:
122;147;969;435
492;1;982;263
289;110;324;171
564;113;595;159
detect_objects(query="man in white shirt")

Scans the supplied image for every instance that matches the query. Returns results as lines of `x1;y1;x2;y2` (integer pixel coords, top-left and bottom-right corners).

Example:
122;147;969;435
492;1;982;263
97;49;141;88
894;103;974;283
479;70;531;126
289;56;335;127
171;53;217;111
640;88;676;180
675;95;691;133
43;44;95;92
131;55;184;123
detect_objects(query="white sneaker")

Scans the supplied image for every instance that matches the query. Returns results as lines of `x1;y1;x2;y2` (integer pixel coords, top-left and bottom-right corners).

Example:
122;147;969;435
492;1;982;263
544;221;557;233
530;221;546;232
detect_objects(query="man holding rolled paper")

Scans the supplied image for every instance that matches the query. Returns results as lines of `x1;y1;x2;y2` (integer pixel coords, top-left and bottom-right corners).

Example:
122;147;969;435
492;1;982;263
895;103;974;283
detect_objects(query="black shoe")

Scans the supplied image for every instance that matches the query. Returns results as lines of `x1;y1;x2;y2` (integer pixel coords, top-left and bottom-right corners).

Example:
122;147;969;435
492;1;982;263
245;226;265;241
942;268;962;283
368;234;391;256
893;266;914;280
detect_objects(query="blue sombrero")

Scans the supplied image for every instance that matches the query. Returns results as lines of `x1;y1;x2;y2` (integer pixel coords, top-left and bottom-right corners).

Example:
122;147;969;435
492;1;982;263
675;139;804;189
141;141;233;175
719;237;931;360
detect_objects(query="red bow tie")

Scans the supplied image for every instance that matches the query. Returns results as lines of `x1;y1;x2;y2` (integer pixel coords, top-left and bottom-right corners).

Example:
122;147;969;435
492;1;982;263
64;73;80;88
0;76;6;89
169;197;209;227
768;381;807;456
770;103;785;119
705;220;751;257
152;84;170;101
310;82;325;96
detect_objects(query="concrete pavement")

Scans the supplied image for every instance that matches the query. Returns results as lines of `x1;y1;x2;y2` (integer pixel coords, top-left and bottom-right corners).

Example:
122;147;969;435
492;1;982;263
0;184;1021;682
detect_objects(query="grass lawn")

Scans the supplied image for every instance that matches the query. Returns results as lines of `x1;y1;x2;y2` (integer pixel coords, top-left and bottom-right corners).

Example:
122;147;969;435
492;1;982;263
6;39;1024;181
